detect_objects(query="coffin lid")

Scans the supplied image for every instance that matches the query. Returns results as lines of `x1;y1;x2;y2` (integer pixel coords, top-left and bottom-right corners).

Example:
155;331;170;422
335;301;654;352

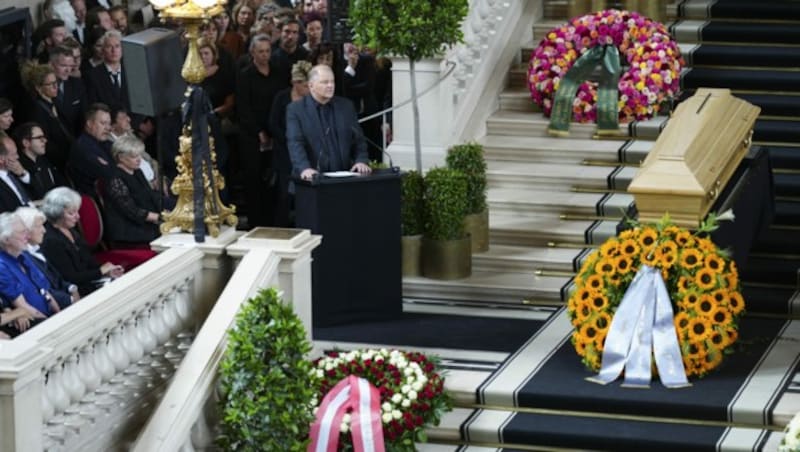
628;88;760;196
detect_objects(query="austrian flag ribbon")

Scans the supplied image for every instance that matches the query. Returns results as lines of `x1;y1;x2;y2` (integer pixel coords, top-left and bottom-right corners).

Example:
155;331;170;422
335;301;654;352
309;375;385;452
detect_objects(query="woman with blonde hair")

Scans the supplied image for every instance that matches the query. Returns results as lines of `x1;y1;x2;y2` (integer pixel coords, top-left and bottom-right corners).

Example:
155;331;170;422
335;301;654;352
19;61;74;172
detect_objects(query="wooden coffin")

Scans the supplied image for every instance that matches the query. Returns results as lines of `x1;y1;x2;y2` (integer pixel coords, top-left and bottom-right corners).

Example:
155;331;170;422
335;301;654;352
628;88;760;228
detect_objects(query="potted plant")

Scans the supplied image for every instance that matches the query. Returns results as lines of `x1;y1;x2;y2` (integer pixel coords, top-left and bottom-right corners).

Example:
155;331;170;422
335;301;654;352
217;288;316;451
349;0;469;173
446;142;489;253
421;167;471;279
401;170;424;276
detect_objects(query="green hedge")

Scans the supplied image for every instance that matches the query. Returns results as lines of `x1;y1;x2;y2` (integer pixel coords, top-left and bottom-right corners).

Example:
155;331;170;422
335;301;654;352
423;167;469;241
217;288;316;451
446;142;487;214
401;170;424;236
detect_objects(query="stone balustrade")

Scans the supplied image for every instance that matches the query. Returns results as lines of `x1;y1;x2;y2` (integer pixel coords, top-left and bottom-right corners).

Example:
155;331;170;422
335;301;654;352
0;247;211;452
133;228;320;450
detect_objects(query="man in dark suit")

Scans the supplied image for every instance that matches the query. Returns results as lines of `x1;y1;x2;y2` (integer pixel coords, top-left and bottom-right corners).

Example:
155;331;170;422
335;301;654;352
0;134;34;213
67;103;114;195
84;30;154;142
286;65;371;182
50;46;88;136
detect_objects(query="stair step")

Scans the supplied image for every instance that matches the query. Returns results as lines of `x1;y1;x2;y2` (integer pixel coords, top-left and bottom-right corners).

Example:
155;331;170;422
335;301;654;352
673;0;800;22
507;66;528;90
472;244;579;273
680;91;800;120
775;173;800;198
754;119;800;145
488;188;634;218
489;212;620;247
680;43;800;68
481;134;653;165
486;111;623;139
430;407;783;452
766;146;800;170
682;67;800;93
487;160;637;190
669;20;800;45
402;270;569;305
498;88;538;112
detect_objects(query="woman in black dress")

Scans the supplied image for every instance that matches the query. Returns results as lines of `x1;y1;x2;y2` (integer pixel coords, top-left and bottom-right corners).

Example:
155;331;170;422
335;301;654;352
19;62;74;173
101;134;161;247
40;187;124;296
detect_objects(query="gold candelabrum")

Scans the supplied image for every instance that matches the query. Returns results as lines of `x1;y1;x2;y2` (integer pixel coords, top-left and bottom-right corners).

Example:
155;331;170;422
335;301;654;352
150;0;238;237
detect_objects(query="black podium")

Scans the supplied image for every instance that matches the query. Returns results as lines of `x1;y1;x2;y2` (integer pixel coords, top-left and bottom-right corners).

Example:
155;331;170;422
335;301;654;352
295;169;402;326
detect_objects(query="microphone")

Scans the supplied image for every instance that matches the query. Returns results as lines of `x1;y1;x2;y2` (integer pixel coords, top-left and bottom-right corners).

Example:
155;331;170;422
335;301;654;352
351;123;398;173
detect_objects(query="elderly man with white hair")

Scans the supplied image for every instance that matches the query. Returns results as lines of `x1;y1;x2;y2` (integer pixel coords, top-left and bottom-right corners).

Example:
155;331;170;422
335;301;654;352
0;212;57;337
16;206;80;308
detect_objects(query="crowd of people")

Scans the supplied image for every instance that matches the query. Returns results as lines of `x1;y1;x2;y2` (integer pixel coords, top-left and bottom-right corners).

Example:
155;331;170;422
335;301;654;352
0;0;394;338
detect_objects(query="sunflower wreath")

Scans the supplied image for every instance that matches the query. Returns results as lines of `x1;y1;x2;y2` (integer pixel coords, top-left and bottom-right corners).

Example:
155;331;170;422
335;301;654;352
527;9;684;123
567;215;744;378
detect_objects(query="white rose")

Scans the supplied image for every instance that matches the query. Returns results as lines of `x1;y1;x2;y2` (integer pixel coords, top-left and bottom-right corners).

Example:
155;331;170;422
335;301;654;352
374;355;384;362
401;399;411;408
382;402;392;412
340;422;349;433
412;382;423;392
392;410;402;420
316;369;324;379
404;367;414;376
408;390;418;401
391;393;403;404
382;413;392;424
401;385;411;394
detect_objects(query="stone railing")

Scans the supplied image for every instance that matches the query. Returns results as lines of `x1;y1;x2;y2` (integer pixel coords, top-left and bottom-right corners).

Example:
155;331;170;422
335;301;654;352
0;246;216;452
132;228;321;450
388;0;540;169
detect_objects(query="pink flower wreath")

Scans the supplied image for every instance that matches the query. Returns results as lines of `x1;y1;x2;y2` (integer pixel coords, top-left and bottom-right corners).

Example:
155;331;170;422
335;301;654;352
528;9;684;123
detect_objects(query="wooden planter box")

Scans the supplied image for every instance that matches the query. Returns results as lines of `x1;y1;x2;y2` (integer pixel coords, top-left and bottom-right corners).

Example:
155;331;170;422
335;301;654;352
628;88;760;227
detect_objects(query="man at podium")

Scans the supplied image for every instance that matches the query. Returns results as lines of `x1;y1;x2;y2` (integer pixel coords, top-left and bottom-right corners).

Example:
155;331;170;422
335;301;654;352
286;65;372;181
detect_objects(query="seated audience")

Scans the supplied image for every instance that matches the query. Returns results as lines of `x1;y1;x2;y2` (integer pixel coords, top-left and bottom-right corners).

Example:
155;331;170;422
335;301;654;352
68;102;113;195
14;122;66;200
16;206;79;308
0;134;35;213
102;134;161;247
19;61;75;172
0;212;58;337
109;110;159;189
0;98;14;133
40;186;124;296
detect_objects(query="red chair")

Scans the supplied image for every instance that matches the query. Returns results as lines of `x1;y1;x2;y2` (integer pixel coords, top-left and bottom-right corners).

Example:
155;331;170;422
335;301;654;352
77;194;157;271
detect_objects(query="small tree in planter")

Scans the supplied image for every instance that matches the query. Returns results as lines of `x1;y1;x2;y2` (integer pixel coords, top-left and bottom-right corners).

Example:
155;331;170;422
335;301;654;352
401;170;425;275
446;142;489;252
217;288;316;451
422;167;471;279
349;0;469;172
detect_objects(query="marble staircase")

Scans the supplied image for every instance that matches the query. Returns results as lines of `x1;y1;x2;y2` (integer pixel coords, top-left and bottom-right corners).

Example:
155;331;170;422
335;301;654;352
402;31;663;309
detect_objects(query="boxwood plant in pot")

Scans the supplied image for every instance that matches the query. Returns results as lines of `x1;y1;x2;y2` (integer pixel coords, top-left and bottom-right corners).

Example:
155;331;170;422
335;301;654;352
446;142;489;252
422;167;471;279
217;288;316;451
401;170;425;276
